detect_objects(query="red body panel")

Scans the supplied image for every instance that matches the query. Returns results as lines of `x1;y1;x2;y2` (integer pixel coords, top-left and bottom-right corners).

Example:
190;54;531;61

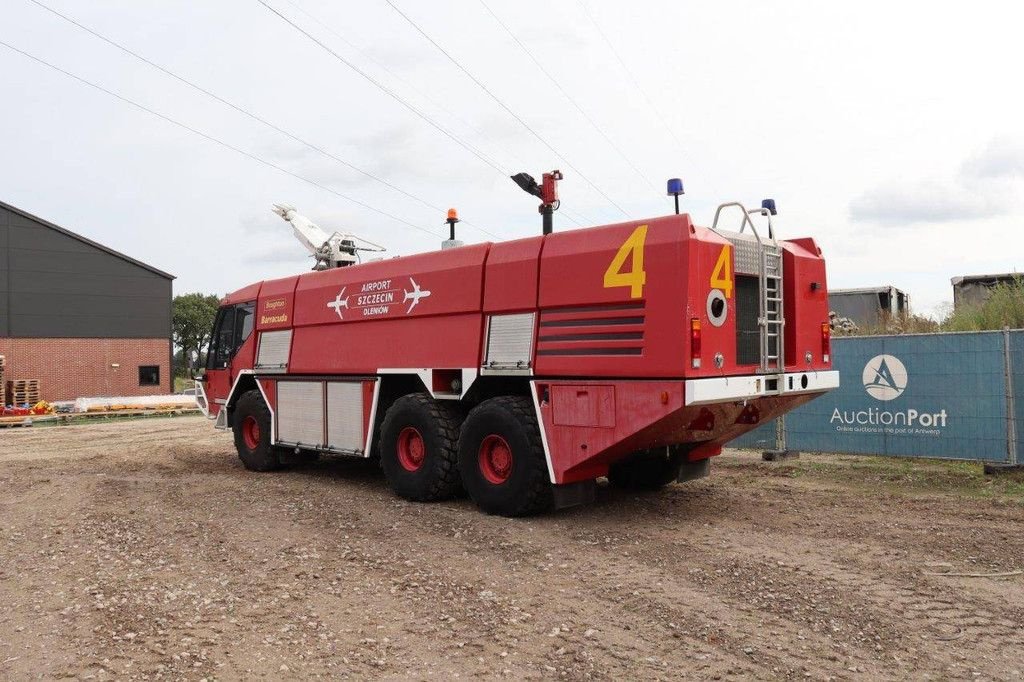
482;236;543;312
782;238;829;367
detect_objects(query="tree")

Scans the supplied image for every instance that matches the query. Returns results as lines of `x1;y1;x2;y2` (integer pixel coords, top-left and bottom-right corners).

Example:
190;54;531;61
172;293;220;378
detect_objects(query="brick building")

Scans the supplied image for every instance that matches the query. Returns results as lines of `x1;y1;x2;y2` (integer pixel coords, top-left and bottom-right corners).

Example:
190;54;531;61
0;200;174;403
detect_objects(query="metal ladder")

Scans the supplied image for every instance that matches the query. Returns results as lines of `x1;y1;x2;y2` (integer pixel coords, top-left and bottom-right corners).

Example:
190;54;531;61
710;201;786;380
760;245;784;375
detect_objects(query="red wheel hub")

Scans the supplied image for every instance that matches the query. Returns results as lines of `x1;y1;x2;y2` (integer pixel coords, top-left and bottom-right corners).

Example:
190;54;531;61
242;415;261;450
478;434;513;484
397;426;426;472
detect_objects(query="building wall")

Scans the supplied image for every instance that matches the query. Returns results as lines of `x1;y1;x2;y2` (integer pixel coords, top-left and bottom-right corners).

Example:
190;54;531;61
0;337;170;403
0;203;172;338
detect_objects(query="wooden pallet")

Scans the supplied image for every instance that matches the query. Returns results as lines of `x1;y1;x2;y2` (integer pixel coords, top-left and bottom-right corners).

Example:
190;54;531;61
6;379;39;406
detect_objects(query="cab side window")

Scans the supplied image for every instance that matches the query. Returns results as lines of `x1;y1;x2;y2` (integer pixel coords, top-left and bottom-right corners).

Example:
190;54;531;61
207;303;255;369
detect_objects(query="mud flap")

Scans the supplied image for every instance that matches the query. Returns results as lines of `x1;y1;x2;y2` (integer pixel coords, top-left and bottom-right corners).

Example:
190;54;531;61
552;480;596;510
676;457;710;483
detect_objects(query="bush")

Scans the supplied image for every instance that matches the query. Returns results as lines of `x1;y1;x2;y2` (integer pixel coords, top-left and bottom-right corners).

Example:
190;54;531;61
944;279;1024;331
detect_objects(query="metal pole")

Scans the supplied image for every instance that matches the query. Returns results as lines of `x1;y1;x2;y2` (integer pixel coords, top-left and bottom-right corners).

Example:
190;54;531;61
776;414;786;452
1004;327;1017;466
541;204;553;235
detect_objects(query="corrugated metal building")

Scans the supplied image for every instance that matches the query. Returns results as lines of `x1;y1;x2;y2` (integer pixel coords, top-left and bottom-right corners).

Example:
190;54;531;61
951;272;1022;309
0;200;174;402
828;286;909;328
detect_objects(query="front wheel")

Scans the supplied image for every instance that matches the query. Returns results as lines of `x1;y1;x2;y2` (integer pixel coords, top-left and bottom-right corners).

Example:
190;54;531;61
458;396;553;517
232;390;283;471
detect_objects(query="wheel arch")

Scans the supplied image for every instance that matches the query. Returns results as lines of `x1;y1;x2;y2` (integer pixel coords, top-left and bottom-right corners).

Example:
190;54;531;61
224;372;260;429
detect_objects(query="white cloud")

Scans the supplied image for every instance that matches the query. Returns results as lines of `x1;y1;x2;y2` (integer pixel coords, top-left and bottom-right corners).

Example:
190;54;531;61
961;136;1024;180
848;179;1005;225
849;136;1024;226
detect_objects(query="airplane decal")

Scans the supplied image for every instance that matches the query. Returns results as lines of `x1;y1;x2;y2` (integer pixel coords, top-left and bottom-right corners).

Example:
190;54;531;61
404;277;432;314
327;287;349;319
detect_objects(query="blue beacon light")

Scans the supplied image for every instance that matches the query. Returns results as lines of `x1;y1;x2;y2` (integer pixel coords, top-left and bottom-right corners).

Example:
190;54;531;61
667;178;684;214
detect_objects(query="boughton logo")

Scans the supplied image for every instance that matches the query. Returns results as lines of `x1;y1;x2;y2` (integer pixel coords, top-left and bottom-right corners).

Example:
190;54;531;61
264;298;287;311
862;354;907;401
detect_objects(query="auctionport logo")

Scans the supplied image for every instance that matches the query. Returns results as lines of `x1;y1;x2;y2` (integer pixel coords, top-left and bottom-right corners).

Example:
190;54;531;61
862;354;907;401
831;352;948;436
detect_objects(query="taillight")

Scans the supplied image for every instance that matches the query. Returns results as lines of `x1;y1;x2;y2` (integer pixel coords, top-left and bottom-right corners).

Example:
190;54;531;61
821;322;831;363
690;318;702;368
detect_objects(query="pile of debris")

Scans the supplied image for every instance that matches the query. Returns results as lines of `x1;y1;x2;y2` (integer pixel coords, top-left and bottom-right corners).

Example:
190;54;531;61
829;311;859;334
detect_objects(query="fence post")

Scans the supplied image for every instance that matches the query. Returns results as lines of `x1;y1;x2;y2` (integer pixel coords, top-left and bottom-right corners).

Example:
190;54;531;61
1004;327;1017;466
762;414;797;461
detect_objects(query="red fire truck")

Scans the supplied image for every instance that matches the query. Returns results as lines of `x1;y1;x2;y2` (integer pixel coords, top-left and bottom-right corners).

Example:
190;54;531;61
198;175;838;516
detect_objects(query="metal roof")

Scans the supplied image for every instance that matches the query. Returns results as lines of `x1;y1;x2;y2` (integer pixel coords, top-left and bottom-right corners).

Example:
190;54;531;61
951;272;1021;286
0;199;175;280
829;285;905;296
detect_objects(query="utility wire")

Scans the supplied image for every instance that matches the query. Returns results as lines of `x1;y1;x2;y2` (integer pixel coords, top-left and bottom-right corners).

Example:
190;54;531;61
259;0;587;230
478;0;659;195
256;0;508;178
284;0;537;176
26;0;501;240
0;39;444;239
577;1;691;167
382;0;628;218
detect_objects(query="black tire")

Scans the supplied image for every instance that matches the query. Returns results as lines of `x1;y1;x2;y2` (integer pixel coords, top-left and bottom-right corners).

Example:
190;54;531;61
232;389;283;472
607;447;684;491
379;393;463;502
458;396;553;517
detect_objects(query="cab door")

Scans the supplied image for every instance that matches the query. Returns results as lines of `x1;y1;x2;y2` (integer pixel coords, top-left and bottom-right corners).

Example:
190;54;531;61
203;303;254;414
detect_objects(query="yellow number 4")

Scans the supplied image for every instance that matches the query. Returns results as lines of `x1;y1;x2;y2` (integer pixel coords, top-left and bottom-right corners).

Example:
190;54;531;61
604;224;648;299
711;245;733;298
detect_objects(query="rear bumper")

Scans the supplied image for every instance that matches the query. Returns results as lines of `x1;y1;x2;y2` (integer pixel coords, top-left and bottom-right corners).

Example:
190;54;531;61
532;372;838;485
684;370;840;406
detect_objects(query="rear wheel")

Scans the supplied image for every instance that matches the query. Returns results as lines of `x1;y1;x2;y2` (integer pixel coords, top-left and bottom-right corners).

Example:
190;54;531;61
458;396;552;517
232;390;283;472
379;394;463;502
607;447;685;491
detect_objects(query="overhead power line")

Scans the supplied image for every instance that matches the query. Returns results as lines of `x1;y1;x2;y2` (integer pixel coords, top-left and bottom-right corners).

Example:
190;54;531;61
0;39;444;239
576;1;691;166
284;0;529;171
383;0;629;218
26;0;501;240
256;0;508;178
478;0;659;195
282;0;587;229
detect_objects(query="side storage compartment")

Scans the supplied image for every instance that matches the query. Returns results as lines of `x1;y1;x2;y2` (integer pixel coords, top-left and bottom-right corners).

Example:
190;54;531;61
274;379;378;455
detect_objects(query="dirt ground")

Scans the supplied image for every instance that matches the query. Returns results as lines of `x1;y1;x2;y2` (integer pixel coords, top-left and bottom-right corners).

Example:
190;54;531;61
1;415;1022;680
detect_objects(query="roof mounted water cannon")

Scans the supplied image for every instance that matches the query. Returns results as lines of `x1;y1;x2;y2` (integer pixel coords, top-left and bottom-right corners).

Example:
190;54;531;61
511;169;563;235
272;203;386;270
666;178;684;215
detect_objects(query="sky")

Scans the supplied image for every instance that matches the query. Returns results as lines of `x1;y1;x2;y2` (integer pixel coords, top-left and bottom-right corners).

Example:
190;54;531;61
1;0;1022;318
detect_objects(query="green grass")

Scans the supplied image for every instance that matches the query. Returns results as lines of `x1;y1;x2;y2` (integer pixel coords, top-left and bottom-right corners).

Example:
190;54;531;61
749;453;1024;503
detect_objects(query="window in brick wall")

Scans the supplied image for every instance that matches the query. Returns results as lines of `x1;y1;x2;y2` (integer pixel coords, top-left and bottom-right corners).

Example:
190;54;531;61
139;365;160;387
